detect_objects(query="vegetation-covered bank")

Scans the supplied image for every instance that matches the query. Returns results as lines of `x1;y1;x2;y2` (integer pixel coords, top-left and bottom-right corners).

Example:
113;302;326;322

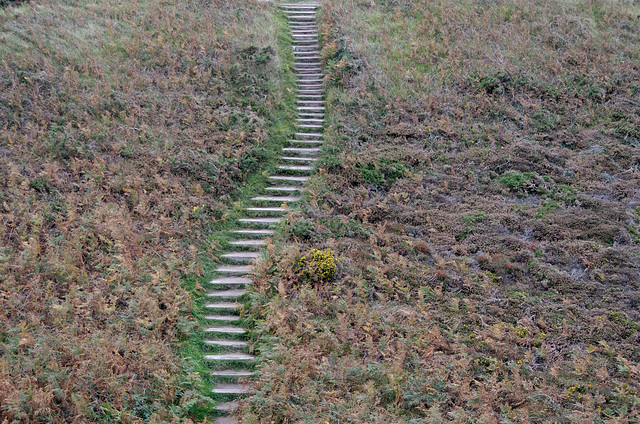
245;0;640;422
0;0;280;420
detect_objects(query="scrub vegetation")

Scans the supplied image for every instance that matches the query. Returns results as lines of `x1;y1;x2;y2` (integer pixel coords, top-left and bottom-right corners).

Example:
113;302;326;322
244;0;640;422
0;0;283;421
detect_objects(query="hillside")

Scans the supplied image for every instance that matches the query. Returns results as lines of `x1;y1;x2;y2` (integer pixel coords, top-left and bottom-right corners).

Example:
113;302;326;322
0;0;281;420
244;0;640;422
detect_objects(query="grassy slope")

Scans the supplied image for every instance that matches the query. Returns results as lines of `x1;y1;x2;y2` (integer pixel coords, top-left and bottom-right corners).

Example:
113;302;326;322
0;0;280;421
246;0;640;422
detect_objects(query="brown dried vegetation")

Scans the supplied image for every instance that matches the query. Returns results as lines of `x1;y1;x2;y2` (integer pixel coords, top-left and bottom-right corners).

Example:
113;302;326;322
0;0;277;421
245;0;640;422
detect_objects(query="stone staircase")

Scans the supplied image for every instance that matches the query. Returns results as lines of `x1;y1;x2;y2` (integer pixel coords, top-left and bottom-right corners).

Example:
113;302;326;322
210;2;323;422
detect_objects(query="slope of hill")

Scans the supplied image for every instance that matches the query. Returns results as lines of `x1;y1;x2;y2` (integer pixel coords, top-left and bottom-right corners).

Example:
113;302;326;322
0;0;281;420
245;0;640;422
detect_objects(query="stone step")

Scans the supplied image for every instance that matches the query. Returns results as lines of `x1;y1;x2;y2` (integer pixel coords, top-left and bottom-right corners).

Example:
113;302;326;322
297;94;323;99
211;370;256;377
250;196;300;203
214;401;239;412
232;229;275;235
212;384;253;395
204;326;246;334
297;106;325;111
221;251;260;262
228;239;266;247
287;15;317;20
205;302;241;310
244;206;288;212
216;265;252;274
239;217;283;224
205;340;248;347
295;131;324;137
207;289;247;297
283;147;320;155
297;124;323;130
214;417;238;424
268;175;310;182
282;156;317;162
278;165;314;171
288;139;324;145
206;353;255;361
292;45;319;51
205;315;240;322
209;276;252;285
296;118;324;123
264;186;304;192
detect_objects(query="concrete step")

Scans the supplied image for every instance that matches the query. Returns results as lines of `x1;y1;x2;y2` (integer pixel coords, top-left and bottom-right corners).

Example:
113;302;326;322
278;165;314;171
264;186;304;192
205;340;248;347
296;118;324;124
216;265;252;274
205;302;241;310
297;106;325;111
268;175;310;182
204;326;246;334
214;417;238;424
283;147;320;155
250;196;300;203
282;156;317;162
207;289;247;297
221;251;260;262
205;315;240;322
288;139;324;145
214;401;239;412
228;239;266;247
239;217;283;224
295;131;324;137
206;353;255;361
209;276;252;285
212;384;253;395
244;206;288;212
232;229;275;235
211;369;256;377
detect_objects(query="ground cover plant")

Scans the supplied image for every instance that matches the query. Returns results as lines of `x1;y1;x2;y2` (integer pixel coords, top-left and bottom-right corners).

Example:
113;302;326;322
0;0;282;420
244;0;640;422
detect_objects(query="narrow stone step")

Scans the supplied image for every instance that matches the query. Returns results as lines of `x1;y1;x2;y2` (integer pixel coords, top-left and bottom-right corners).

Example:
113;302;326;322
214;401;239;412
244;206;289;212
207;289;247;297
282;156;317;162
216;265;252;274
221;251;260;261
205;302;241;310
205;315;240;322
283;147;320;155
297;124;324;129
297;94;323;99
204;326;246;334
239;217;282;224
250;196;300;202
210;276;252;285
232;229;275;235
288;139;324;145
297;111;325;117
278;165;314;171
228;239;266;247
206;353;254;361
212;384;253;395
295;131;324;137
264;186;304;192
297;106;325;111
205;340;248;347
268;175;310;182
211;370;256;377
296;118;324;123
214;417;238;424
